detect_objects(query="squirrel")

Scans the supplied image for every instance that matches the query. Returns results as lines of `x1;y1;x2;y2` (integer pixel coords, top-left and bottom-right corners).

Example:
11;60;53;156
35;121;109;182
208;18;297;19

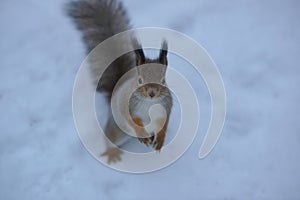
66;0;172;164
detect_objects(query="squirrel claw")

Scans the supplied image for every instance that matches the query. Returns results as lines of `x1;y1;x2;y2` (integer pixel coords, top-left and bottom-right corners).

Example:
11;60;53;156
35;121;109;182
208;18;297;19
138;133;155;146
100;147;123;164
138;136;152;146
138;133;164;151
152;133;165;151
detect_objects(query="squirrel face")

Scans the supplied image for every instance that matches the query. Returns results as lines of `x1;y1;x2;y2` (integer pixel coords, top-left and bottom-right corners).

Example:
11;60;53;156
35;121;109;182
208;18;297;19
134;40;168;99
136;82;169;99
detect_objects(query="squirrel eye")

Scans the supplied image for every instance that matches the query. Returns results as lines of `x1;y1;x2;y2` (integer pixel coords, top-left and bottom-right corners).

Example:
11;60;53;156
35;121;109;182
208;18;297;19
138;78;143;84
161;78;166;85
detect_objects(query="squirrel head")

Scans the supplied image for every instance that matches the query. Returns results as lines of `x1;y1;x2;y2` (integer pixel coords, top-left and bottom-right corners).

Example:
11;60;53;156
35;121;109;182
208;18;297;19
134;40;169;99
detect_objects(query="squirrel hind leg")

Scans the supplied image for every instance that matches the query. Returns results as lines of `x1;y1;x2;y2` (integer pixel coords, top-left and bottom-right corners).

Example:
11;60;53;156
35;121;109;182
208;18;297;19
100;147;123;164
101;117;130;164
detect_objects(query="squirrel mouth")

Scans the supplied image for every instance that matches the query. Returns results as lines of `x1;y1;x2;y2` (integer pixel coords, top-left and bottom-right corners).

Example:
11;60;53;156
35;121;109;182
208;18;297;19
149;91;155;98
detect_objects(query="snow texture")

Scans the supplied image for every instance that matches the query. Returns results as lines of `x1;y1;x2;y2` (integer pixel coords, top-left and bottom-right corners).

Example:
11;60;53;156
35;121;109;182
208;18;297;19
1;0;300;199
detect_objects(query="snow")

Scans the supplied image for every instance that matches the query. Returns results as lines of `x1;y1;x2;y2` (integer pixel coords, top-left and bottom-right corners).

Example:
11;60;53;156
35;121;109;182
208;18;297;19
1;0;300;199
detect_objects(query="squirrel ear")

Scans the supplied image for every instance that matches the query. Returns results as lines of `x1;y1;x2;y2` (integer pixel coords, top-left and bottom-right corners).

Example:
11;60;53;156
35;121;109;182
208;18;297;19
132;38;145;66
134;48;145;66
159;40;168;65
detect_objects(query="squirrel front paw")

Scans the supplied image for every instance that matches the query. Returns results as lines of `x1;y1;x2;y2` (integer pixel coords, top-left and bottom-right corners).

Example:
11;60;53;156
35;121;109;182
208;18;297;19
100;147;123;164
138;131;165;151
138;134;155;146
152;129;166;151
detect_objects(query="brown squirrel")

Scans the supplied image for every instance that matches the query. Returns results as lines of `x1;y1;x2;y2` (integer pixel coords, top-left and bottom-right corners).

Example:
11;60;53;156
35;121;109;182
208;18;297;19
66;0;172;164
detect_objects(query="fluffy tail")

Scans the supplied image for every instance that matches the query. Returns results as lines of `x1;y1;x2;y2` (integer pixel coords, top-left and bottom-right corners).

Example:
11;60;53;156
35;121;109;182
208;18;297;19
66;0;131;51
66;0;134;98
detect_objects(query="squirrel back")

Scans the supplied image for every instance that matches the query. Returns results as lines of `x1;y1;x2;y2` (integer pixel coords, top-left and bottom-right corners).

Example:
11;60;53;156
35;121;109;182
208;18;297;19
66;0;135;98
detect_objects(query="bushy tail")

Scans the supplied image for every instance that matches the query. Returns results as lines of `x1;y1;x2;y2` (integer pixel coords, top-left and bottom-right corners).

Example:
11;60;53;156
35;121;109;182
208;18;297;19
66;0;135;98
66;0;131;51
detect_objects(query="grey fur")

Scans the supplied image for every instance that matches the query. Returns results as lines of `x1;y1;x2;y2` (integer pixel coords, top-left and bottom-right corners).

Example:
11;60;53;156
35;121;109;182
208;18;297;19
66;0;134;97
66;0;131;52
66;0;173;161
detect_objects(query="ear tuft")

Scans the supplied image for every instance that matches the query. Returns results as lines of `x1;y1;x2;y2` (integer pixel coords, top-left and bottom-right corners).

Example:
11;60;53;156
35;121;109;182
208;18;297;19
134;49;145;66
133;40;145;66
159;39;168;65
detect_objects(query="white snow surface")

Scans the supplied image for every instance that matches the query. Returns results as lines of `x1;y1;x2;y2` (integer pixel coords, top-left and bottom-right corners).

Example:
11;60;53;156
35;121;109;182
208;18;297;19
1;0;300;199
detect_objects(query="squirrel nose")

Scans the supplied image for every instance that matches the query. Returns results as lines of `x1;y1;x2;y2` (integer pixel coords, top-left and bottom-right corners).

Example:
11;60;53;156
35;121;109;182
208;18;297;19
149;91;155;98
